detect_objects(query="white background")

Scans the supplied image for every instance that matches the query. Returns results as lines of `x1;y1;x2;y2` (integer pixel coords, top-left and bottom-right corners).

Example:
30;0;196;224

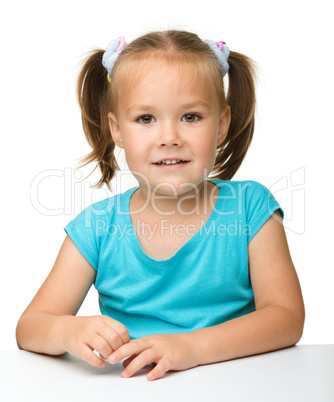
1;0;333;351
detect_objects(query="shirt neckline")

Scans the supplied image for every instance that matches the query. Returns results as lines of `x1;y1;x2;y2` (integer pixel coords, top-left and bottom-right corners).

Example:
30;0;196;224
121;179;224;266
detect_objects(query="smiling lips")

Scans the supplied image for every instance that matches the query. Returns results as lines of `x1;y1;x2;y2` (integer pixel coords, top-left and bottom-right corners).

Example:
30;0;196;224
154;159;189;166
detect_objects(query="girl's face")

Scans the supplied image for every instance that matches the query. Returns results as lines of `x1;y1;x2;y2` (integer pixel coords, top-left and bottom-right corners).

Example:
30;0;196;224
109;59;230;197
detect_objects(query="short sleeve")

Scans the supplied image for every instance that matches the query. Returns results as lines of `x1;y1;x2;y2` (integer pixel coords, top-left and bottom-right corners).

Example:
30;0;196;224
64;205;99;270
245;181;284;244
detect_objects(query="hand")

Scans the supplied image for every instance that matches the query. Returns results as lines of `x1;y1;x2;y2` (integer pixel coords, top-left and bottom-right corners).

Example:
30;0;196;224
61;315;130;368
107;332;201;380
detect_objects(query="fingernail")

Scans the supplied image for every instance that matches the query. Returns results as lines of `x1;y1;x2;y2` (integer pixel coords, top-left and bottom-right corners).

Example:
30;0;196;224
109;354;116;363
121;370;128;378
147;373;154;380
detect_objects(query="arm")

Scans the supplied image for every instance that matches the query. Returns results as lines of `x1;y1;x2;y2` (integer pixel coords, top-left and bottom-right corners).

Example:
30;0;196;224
191;209;305;364
16;235;130;367
108;211;305;379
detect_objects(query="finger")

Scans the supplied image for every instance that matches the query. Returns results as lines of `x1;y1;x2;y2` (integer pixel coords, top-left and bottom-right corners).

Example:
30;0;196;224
116;324;131;345
121;349;157;378
122;354;138;368
96;323;130;355
104;317;130;345
91;334;114;359
147;357;172;381
79;345;106;368
98;328;125;354
108;339;146;364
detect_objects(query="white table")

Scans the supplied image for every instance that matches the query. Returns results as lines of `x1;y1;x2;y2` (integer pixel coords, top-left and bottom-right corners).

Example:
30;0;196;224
1;345;333;401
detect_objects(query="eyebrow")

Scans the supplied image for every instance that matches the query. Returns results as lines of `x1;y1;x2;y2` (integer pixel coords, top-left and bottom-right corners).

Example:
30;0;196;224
125;101;211;115
125;106;152;115
180;101;211;109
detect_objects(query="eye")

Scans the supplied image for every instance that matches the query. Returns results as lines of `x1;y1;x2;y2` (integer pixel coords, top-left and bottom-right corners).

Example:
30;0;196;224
137;115;155;124
182;114;200;123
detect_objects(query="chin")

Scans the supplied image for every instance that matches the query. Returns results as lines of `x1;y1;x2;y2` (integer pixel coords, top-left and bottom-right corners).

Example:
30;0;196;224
155;181;204;197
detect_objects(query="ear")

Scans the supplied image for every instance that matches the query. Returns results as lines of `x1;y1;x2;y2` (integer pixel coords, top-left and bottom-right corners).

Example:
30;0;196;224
217;105;231;146
108;112;124;149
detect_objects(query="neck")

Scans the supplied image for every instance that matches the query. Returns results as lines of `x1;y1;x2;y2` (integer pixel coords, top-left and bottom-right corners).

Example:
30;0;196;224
133;180;217;219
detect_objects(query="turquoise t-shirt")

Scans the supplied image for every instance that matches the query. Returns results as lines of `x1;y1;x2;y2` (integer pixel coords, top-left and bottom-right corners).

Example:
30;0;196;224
64;179;283;339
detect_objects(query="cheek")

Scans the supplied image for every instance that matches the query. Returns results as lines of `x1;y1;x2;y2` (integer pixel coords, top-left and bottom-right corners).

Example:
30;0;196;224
195;133;218;162
123;147;140;170
121;130;144;158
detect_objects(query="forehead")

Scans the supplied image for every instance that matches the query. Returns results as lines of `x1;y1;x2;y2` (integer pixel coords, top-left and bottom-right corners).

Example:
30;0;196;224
113;56;220;108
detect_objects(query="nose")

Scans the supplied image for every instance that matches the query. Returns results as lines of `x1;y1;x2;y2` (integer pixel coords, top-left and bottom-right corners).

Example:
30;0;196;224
156;121;183;147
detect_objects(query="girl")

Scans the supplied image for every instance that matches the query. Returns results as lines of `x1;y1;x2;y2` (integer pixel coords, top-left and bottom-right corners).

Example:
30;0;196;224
16;30;305;381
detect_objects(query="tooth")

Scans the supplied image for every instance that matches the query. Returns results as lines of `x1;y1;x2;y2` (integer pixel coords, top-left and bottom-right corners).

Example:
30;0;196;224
156;159;186;165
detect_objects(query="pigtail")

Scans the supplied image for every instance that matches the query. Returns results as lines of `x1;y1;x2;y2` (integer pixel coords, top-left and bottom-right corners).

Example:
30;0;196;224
211;51;257;180
75;49;119;192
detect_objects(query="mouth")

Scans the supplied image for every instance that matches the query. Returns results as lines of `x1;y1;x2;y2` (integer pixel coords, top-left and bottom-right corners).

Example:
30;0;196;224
153;159;190;166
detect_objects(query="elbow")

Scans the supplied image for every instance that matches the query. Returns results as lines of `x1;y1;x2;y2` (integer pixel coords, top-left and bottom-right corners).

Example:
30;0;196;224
289;325;304;347
269;302;305;348
294;314;305;345
286;303;305;347
295;299;306;343
15;313;33;351
15;317;25;351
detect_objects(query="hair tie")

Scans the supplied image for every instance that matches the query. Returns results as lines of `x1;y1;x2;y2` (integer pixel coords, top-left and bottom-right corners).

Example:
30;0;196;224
204;40;230;76
102;37;229;81
102;36;126;83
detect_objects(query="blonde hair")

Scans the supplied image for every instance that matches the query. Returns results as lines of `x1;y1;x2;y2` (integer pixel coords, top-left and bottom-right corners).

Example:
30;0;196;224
76;30;257;191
